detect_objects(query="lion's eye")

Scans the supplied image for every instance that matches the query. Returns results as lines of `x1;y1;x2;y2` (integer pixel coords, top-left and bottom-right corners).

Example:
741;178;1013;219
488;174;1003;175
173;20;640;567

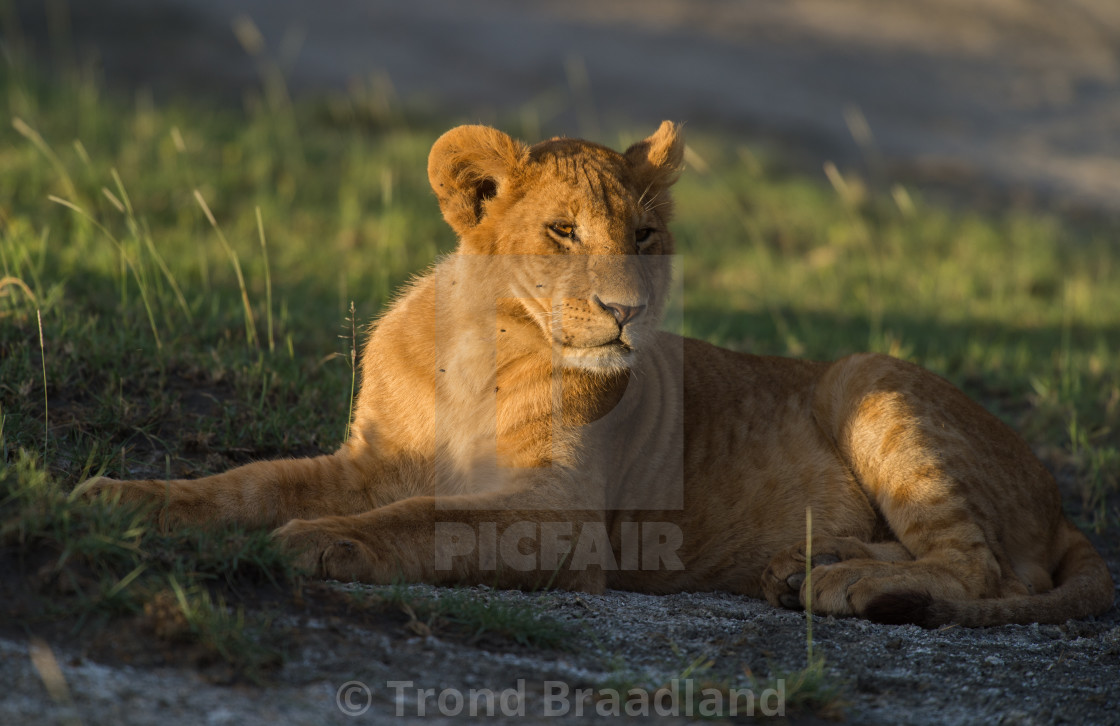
549;223;576;239
635;227;655;243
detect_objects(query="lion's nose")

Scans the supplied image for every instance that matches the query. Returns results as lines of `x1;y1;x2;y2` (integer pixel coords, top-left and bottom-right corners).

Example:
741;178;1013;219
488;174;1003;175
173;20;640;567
594;296;646;327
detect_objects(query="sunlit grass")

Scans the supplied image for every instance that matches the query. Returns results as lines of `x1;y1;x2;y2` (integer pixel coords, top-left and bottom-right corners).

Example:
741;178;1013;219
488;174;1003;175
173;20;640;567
2;38;1117;517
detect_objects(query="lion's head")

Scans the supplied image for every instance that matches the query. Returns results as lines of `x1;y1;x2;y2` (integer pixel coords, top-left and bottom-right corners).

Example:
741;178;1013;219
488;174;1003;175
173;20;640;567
427;122;684;371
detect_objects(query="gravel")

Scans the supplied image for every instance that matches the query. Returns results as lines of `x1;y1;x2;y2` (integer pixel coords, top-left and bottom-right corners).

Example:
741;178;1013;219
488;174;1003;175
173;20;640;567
5;571;1118;724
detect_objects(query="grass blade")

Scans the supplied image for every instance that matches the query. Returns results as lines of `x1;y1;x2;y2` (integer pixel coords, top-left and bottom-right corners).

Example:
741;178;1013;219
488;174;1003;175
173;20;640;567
194;190;259;349
805;506;813;664
12;117;78;200
256;206;275;353
37;309;48;455
48;196;163;349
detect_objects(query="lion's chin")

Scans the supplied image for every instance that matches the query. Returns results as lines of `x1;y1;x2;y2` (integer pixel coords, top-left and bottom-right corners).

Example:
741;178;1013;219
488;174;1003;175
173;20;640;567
558;341;634;372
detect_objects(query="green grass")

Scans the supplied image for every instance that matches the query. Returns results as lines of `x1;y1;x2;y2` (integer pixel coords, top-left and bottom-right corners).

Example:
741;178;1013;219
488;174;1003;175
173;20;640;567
1;66;443;480
352;582;574;650
594;651;846;720
1;25;1118;696
0;448;291;682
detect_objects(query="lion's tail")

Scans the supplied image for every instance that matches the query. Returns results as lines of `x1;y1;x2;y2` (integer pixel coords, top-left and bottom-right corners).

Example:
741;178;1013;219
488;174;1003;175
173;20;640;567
867;521;1115;628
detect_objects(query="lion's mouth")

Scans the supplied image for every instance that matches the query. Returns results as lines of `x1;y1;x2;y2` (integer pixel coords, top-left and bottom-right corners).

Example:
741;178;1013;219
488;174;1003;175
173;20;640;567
555;335;630;352
575;338;628;350
557;338;634;370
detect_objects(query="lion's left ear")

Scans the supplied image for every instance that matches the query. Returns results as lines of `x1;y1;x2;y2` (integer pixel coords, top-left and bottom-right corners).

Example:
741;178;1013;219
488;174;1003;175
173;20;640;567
624;121;685;200
428;125;530;238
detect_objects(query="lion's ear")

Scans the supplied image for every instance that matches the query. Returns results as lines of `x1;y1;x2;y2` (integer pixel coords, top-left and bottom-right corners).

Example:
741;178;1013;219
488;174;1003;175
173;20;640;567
428;125;529;237
624;121;685;199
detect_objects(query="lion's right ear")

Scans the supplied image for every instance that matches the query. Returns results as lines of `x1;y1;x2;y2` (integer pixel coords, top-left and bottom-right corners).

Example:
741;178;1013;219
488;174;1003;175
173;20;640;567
427;125;529;237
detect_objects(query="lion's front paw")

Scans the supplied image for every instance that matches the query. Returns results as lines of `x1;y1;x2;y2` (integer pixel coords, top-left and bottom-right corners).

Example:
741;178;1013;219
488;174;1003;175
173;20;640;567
75;475;121;500
77;476;166;509
272;519;380;582
77;477;200;531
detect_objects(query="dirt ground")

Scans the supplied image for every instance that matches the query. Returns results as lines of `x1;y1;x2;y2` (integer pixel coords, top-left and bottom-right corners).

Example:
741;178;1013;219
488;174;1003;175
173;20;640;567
4;1;1120;723
4;570;1119;724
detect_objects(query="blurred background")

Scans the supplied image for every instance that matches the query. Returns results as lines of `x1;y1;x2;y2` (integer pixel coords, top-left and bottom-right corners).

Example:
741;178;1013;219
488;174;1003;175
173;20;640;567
7;0;1120;216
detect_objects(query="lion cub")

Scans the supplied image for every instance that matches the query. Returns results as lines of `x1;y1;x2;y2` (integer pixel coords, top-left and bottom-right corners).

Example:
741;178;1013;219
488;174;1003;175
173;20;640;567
87;122;1113;626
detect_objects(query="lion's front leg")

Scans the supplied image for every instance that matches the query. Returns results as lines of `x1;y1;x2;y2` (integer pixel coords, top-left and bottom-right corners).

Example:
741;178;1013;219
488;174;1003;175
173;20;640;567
80;451;422;531
272;491;609;593
80;476;188;528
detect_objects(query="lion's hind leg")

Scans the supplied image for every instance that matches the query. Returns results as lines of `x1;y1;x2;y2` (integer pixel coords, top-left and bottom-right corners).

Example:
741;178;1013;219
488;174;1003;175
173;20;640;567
762;536;913;612
761;533;1011;624
803;353;1063;625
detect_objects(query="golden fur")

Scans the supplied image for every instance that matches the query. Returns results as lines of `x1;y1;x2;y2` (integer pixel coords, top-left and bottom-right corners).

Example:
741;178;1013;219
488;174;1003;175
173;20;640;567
86;122;1114;627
